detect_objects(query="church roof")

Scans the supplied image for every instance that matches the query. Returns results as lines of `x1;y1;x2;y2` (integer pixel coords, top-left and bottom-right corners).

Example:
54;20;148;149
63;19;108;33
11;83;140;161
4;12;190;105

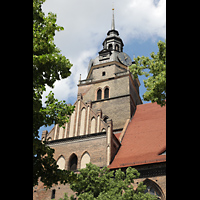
109;102;166;169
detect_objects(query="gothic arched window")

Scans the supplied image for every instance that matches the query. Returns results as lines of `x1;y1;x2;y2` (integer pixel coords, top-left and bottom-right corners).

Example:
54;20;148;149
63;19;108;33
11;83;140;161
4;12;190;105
69;154;78;171
80;152;90;169
104;87;109;99
97;89;102;100
80;107;86;136
143;179;165;200
57;155;65;170
91;117;96;133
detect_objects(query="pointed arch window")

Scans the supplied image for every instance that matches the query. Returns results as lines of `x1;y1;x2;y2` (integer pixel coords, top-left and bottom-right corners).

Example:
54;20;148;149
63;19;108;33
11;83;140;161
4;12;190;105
104;87;109;99
69;154;78;171
57;155;65;170
91;117;96;133
80;107;86;136
97;89;102;100
80;152;90;169
143;179;164;200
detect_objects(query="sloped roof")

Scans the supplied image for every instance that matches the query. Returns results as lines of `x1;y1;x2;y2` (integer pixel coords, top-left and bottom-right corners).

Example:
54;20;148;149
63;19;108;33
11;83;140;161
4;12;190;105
114;132;121;141
109;102;166;169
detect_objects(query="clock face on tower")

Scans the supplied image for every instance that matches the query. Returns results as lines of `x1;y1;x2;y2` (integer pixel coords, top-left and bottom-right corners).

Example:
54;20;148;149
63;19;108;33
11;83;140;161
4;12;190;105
117;52;132;66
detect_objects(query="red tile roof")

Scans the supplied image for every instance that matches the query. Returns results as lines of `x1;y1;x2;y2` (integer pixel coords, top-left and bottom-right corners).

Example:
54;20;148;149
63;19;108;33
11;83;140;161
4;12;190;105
114;132;121;141
109;102;166;169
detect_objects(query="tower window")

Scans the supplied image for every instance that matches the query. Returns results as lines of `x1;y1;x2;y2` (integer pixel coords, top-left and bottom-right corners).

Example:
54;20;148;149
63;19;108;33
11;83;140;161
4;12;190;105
97;89;102;100
108;44;112;50
115;44;119;51
102;71;106;76
104;88;109;99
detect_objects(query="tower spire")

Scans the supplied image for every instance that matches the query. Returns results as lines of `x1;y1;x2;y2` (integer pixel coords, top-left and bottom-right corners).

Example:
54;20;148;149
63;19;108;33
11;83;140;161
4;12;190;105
111;7;115;30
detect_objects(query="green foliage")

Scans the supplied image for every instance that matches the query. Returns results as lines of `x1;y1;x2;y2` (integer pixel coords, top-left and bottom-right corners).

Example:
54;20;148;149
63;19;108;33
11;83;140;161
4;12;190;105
40;91;75;128
66;163;157;200
129;40;166;107
33;0;75;188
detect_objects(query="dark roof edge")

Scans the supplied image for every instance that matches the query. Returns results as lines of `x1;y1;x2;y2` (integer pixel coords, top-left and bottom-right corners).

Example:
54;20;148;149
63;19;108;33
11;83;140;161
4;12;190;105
108;157;166;170
45;131;106;145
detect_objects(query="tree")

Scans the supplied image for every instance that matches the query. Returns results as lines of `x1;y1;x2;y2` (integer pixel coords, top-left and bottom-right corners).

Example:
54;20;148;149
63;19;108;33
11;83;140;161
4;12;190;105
65;163;157;200
33;0;75;188
129;40;166;107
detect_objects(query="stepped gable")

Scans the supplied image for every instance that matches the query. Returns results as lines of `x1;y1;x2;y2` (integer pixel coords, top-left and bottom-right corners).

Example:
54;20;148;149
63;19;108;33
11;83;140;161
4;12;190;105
44;97;109;141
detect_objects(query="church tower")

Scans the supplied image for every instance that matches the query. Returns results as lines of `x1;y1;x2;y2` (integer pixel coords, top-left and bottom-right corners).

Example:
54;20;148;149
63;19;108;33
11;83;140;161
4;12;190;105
41;7;143;169
78;9;142;132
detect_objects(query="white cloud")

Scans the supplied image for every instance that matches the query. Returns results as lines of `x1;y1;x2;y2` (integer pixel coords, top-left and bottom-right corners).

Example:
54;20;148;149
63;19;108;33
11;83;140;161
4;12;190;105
41;0;166;105
42;48;98;105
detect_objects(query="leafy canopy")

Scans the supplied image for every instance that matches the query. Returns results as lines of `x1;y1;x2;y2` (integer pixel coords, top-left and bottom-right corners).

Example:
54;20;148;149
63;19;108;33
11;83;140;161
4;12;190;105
64;163;158;200
129;40;166;107
33;0;75;188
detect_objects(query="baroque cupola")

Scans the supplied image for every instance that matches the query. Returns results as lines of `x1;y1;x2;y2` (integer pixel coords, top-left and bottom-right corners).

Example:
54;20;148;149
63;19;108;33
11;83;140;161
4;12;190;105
101;8;124;52
88;8;133;73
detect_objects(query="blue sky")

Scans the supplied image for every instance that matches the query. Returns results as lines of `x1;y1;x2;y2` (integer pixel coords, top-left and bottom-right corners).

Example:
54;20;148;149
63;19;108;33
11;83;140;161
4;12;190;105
38;0;166;138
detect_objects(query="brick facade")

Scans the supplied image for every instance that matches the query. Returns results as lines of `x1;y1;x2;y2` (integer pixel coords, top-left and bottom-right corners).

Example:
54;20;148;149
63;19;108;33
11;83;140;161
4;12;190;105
49;133;108;169
78;63;142;131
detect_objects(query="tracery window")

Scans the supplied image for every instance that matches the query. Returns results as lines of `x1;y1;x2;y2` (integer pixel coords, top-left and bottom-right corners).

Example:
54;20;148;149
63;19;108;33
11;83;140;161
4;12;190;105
143;179;164;200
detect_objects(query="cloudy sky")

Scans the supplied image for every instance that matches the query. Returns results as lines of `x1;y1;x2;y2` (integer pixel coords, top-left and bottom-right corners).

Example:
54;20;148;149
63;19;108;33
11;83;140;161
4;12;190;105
39;0;166;136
